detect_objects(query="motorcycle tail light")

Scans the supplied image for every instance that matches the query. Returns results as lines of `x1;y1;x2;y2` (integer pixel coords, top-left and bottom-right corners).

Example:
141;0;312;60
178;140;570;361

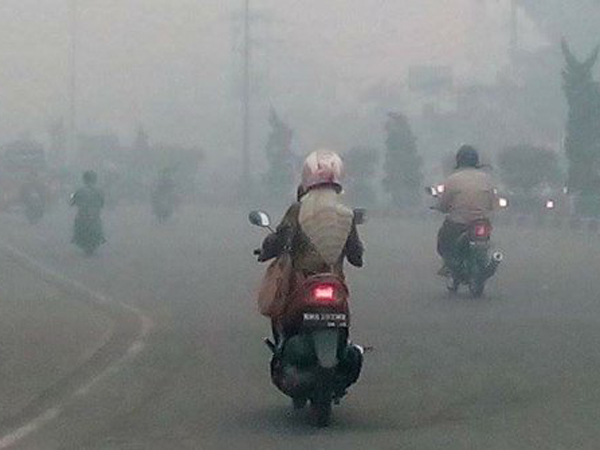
473;223;491;238
312;284;336;303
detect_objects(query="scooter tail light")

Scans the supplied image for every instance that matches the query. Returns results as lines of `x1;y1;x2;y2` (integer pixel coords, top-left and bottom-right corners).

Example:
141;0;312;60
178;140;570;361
312;284;337;303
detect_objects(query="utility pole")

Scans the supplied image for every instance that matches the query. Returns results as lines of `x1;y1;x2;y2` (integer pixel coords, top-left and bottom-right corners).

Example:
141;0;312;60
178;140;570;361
241;0;251;193
68;0;78;166
509;0;519;56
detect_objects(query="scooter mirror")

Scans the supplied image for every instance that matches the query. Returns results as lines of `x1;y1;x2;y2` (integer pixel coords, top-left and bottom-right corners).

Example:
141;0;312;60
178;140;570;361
425;186;438;197
353;208;367;225
248;210;271;228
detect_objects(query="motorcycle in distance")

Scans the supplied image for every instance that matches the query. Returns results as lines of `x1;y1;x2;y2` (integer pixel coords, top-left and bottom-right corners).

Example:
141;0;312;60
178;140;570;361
22;189;45;225
427;185;505;298
249;209;366;427
69;193;105;256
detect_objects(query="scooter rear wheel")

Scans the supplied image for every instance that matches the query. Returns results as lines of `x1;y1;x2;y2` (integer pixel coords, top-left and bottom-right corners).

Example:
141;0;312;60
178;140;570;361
311;397;332;427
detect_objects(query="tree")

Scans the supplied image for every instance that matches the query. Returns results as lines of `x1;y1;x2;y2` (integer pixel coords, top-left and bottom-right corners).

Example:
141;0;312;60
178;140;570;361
382;112;423;207
562;39;600;215
498;145;563;192
520;1;600;51
132;125;150;157
264;108;294;199
344;147;379;206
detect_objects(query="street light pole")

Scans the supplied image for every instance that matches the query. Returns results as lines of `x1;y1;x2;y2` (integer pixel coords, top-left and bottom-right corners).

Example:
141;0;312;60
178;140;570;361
509;0;519;56
68;0;78;166
241;0;251;194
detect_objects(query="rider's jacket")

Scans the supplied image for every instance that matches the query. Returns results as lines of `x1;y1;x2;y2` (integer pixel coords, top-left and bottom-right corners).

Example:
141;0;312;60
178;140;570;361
71;186;105;219
438;168;497;224
260;188;363;277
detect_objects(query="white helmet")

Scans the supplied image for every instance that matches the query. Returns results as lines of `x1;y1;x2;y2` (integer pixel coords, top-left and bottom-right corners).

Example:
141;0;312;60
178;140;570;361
301;149;344;192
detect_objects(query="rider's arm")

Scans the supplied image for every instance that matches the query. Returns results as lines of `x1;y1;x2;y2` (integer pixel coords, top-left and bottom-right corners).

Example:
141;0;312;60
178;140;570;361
489;189;499;212
437;177;456;213
258;204;298;262
489;176;500;212
438;190;452;213
344;221;364;268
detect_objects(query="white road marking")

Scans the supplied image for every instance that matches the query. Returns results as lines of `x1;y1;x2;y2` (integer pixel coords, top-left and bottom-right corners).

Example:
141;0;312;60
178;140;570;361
0;408;61;450
0;243;154;449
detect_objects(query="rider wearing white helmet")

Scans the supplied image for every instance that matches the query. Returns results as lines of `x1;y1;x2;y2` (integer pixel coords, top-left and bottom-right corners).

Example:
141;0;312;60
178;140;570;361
259;149;363;278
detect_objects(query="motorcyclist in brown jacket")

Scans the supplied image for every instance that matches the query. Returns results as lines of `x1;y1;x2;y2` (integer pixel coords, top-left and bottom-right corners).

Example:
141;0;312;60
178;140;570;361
437;145;497;274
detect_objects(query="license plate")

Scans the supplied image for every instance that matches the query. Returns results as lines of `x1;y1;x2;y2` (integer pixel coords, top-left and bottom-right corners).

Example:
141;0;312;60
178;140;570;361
303;312;347;327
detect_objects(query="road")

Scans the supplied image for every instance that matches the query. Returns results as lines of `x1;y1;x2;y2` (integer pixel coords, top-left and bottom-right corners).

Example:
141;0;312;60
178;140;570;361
1;204;600;449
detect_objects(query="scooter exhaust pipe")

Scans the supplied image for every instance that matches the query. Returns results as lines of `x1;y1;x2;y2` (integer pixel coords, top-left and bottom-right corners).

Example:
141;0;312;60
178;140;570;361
485;251;504;278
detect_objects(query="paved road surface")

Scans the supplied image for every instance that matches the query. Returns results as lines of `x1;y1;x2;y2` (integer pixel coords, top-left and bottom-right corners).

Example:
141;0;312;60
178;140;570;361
1;204;600;449
0;250;112;425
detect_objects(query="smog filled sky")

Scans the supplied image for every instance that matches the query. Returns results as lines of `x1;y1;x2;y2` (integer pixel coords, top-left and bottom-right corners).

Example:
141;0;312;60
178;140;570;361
0;0;594;162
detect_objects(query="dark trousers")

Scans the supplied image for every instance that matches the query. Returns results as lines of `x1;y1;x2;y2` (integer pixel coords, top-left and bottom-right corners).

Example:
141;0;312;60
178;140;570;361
437;219;469;261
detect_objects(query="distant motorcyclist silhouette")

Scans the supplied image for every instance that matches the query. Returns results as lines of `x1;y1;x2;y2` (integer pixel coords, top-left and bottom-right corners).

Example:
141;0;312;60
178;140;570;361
20;174;46;224
151;169;177;222
70;170;106;255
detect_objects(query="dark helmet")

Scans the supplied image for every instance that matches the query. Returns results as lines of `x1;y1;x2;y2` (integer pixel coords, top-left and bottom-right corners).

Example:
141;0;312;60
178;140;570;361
456;145;480;168
83;170;97;185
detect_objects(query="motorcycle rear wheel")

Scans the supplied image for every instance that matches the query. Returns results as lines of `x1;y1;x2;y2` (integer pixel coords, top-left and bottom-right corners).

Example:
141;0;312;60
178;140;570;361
311;397;332;427
469;277;485;298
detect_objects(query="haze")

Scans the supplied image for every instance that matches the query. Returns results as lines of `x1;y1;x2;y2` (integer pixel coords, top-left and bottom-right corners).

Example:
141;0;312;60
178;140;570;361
0;0;561;162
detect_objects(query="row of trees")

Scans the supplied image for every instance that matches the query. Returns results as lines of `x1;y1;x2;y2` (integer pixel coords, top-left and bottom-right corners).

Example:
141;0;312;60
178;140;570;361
262;38;600;212
262;108;424;206
261;108;566;207
562;40;600;216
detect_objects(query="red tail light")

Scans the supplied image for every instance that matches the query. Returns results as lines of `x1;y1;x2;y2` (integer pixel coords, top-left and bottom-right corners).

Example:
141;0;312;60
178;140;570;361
473;223;491;238
312;284;336;303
